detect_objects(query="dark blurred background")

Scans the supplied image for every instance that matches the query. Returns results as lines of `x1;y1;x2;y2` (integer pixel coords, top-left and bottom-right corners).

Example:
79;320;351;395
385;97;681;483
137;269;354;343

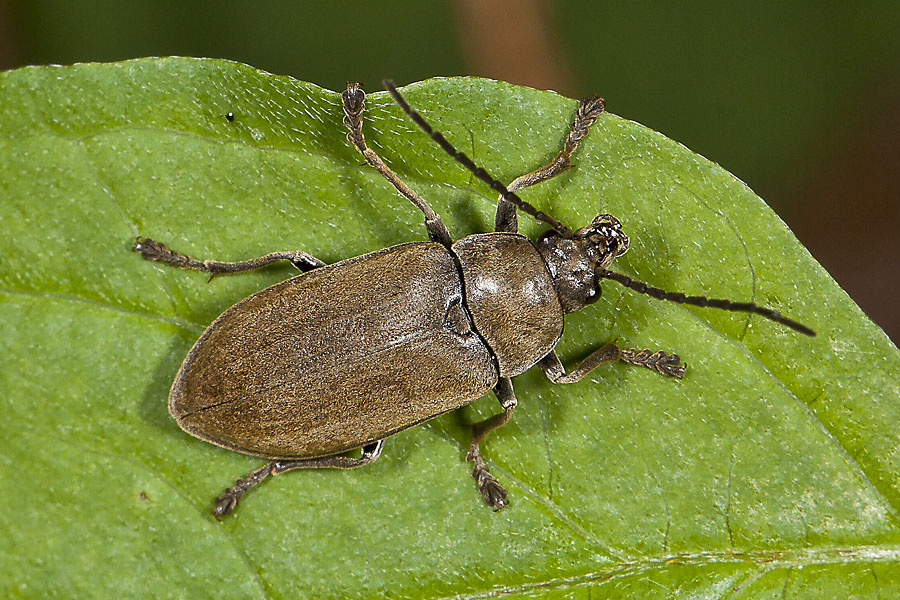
2;0;898;343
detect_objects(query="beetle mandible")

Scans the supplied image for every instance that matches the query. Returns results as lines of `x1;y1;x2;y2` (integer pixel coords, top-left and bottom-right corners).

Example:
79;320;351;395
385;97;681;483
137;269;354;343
135;80;814;517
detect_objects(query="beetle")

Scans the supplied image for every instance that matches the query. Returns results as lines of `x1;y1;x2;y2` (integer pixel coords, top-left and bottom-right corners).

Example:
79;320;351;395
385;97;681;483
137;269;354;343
135;80;814;517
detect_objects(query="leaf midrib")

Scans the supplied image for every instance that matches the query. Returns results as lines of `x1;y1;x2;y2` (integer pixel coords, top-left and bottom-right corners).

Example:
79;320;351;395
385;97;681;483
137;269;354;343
433;543;900;600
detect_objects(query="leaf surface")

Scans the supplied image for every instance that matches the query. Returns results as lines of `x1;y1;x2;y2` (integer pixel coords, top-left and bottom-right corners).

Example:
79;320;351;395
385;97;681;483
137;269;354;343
2;58;898;599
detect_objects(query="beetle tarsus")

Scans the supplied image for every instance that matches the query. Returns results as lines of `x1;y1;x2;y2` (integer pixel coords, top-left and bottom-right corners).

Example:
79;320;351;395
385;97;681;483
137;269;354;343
621;348;686;378
212;491;240;518
475;468;508;510
211;462;274;518
133;236;214;272
134;237;196;268
468;444;508;510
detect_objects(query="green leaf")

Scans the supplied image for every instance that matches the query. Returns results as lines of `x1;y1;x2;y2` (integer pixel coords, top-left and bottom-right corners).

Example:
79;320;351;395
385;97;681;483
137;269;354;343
2;58;898;599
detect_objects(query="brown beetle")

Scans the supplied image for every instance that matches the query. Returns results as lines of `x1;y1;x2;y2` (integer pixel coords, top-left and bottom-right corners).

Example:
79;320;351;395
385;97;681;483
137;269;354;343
135;81;814;517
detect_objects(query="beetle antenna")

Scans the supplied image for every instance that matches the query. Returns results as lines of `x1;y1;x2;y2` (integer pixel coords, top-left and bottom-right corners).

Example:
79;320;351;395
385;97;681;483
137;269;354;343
596;269;816;336
383;79;574;238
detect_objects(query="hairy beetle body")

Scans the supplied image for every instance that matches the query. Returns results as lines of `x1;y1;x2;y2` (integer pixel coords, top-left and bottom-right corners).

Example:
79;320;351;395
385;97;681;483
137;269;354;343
137;81;812;516
171;232;564;461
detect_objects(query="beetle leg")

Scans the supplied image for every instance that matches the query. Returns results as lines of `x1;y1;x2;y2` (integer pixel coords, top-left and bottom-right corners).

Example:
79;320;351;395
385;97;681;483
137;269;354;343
539;343;685;383
212;441;385;517
466;377;517;510
341;83;453;248
494;95;605;233
133;237;325;278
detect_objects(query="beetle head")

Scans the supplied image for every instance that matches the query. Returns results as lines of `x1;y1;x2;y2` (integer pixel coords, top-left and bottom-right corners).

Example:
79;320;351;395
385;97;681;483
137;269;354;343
537;213;630;313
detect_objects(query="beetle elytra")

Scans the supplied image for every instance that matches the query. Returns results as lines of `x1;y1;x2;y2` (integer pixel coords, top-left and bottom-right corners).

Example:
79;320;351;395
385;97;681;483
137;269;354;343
135;80;814;517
